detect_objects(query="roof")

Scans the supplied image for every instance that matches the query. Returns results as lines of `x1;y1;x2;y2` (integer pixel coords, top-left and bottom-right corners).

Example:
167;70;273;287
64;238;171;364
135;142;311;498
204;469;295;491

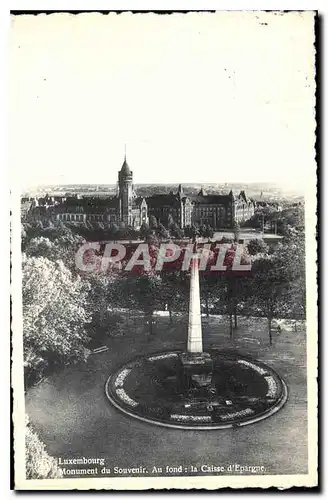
146;193;184;208
120;158;131;175
133;196;146;207
51;196;120;214
189;194;232;205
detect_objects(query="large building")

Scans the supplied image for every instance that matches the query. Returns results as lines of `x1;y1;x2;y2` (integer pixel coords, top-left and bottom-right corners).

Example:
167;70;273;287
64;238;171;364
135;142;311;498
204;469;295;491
23;155;255;229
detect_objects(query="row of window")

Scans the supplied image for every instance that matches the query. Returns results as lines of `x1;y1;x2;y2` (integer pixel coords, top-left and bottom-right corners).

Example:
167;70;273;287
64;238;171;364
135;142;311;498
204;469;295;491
57;213;104;222
58;214;84;221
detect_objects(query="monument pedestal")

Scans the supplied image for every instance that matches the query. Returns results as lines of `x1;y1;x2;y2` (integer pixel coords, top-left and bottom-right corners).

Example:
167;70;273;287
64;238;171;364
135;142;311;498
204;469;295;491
180;352;213;390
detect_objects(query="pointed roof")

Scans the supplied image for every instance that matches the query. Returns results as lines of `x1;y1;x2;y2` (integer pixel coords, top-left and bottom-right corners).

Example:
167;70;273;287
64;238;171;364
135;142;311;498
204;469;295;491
198;187;207;196
177;184;184;199
120;157;131;175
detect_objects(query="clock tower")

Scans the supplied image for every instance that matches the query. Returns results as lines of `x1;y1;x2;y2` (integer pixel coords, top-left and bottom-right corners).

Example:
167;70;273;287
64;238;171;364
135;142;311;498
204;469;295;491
118;151;133;226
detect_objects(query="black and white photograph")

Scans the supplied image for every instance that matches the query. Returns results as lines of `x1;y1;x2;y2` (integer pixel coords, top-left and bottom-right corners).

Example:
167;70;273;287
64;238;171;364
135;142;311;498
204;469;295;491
10;11;318;490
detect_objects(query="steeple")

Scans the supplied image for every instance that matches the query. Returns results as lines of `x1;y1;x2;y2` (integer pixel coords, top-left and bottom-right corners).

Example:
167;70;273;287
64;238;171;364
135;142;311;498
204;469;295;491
198;187;207;197
118;145;133;225
177;184;184;199
120;145;131;176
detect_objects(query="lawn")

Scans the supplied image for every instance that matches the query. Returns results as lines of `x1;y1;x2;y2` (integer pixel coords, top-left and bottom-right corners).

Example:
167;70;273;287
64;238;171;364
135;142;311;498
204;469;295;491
25;314;307;477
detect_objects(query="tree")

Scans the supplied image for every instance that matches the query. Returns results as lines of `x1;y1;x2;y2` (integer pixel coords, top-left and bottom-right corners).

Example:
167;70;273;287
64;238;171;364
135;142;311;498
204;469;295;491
25;234;84;273
246;255;290;345
199;273;218;318
167;214;175;228
126;274;163;334
85;274;111;327
25;415;62;479
233;221;240;242
149;215;158;230
204;224;214;239
184;224;200;241
106;223;119;240
157;222;170;240
140;222;150;240
161;271;189;323
247;238;269;256
209;243;251;338
21;224;27;249
146;232;160;247
23;256;91;385
276;205;305;236
25;236;60;261
274;229;306;323
170;222;184;239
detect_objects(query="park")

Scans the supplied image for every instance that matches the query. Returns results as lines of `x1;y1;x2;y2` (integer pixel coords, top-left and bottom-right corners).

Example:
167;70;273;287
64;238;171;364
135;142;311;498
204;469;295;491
22;208;307;478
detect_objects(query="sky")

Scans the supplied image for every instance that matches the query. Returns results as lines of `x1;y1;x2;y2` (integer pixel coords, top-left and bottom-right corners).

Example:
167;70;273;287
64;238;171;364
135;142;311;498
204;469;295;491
9;12;316;192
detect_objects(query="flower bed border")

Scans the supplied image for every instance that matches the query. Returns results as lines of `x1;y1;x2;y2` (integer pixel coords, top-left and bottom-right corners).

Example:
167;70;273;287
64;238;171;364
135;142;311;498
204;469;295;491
105;350;288;430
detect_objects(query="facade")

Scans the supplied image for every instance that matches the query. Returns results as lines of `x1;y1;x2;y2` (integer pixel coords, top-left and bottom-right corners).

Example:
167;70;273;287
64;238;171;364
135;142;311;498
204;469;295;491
23;156;255;229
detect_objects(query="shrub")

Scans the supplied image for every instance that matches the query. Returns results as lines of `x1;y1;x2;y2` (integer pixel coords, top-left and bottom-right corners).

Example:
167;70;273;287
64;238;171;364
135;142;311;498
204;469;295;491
25;416;62;479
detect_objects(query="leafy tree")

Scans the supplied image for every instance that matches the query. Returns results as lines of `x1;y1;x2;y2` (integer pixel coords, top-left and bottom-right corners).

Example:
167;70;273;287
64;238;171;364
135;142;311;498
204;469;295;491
157;222;170;240
116;274;162;334
167;214;175;228
21;224;27;249
23;256;91;385
137;275;163;334
146;232;160;247
140;222;150;240
170;222;184;239
161;271;189;323
208;243;251;338
199;224;207;237
25;237;60;261
184;224;200;241
247;238;269;256
274;229;306;322
200;273;218;318
204;224;214;239
25;415;62;479
276;205;305;236
110;223;120;236
245;255;290;345
233;221;241;242
149;215;158;230
25;233;84;272
85;274;112;328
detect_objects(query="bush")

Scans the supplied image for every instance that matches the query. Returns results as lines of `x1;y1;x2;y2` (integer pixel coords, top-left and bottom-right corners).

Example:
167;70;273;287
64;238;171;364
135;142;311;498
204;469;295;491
25;416;62;479
247;238;269;256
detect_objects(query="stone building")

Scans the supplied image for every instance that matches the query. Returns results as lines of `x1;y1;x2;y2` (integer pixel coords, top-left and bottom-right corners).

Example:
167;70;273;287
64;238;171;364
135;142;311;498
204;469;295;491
23;155;255;229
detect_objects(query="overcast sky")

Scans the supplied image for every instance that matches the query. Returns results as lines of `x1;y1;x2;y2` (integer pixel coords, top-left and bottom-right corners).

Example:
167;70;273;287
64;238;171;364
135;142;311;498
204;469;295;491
9;12;315;191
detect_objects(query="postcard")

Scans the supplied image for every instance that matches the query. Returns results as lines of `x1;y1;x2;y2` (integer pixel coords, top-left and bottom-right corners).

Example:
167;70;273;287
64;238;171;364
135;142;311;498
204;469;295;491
11;10;318;490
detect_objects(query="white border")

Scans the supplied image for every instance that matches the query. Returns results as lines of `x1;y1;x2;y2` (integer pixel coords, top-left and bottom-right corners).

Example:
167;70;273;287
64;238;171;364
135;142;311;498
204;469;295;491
6;3;321;494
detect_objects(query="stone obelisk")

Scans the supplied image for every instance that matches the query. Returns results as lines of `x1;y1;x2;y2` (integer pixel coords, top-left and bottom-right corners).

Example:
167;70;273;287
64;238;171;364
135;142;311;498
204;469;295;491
187;255;203;353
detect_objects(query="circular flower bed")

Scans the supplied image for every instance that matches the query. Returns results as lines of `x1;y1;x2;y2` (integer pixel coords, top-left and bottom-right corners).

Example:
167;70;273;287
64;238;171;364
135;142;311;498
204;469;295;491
105;350;288;429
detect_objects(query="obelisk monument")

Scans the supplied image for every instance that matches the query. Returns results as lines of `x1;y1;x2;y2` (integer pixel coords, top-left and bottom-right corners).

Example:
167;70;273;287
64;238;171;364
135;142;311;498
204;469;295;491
181;245;213;388
187;256;203;353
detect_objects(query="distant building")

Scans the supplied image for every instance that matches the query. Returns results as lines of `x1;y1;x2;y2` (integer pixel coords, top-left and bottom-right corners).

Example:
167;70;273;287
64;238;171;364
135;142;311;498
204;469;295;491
24;155;255;229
